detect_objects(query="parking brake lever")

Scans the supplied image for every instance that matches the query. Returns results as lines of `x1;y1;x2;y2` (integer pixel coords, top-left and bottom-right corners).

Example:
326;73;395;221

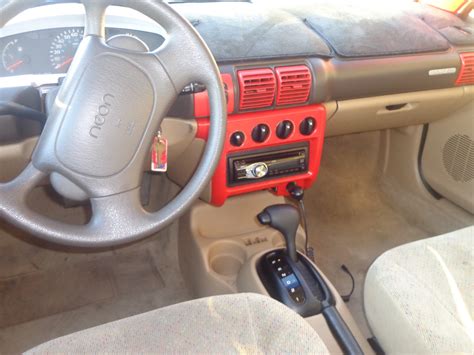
257;204;300;262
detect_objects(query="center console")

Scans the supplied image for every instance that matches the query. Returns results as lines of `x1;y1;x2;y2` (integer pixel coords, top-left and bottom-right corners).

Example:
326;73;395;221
177;65;369;353
179;191;372;354
255;204;363;354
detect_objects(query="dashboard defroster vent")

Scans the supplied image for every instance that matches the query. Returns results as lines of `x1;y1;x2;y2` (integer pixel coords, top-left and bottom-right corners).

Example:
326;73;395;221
238;68;276;110
275;66;312;106
456;53;474;86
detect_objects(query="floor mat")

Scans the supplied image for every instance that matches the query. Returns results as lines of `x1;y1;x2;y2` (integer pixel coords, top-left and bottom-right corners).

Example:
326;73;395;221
0;249;164;329
0;179;191;354
304;131;430;337
0;224;190;354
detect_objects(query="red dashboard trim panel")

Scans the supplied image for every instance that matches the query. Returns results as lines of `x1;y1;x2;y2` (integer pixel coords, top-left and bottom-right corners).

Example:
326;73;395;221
194;73;235;117
196;105;326;206
456;52;474;86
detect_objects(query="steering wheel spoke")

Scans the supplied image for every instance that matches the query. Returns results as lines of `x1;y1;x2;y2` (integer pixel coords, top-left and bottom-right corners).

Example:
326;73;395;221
82;0;107;38
87;188;151;243
0;163;45;221
153;29;220;94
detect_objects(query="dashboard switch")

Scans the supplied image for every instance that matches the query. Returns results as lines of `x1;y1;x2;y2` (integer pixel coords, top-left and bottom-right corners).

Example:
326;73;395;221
230;131;245;147
300;117;316;135
252;124;270;143
276;120;294;139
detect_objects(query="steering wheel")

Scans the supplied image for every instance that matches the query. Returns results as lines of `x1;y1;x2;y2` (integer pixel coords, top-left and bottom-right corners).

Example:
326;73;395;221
0;0;227;247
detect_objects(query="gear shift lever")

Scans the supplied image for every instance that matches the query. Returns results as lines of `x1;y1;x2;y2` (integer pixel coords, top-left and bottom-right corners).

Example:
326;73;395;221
256;206;364;354
257;204;300;262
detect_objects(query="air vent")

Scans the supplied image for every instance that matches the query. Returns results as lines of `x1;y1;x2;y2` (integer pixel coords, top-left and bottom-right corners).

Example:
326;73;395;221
456;53;474;86
275;65;312;106
238;68;276;110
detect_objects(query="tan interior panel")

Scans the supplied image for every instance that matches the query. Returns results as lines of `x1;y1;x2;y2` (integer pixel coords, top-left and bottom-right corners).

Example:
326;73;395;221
0;137;37;182
323;101;338;120
178;191;306;297
422;99;474;213
0;116;42;145
326;87;473;137
237;250;373;355
154;118;212;202
161;117;197;161
179;190;372;354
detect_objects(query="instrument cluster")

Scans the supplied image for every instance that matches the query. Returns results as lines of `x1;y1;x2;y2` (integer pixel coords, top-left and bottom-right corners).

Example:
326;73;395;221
0;27;165;77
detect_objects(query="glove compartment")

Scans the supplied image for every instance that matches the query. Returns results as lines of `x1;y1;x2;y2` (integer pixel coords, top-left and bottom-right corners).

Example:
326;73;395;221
326;87;472;137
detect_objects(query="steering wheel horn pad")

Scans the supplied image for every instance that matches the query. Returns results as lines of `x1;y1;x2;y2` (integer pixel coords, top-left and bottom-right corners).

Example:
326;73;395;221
54;52;156;179
0;0;227;247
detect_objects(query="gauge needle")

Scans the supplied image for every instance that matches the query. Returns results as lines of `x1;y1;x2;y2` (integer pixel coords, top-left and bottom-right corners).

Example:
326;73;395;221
6;60;24;72
55;57;74;70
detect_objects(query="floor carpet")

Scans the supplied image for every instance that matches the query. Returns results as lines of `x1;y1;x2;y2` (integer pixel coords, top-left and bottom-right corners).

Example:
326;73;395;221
304;131;430;337
0;179;191;354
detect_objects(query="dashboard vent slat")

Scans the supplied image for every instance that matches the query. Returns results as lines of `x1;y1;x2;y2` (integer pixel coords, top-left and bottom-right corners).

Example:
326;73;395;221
275;65;312;106
238;68;276;110
456;53;474;86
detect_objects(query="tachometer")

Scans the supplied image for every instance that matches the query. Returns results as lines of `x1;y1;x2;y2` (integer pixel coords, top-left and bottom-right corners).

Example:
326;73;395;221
2;39;30;74
49;28;84;72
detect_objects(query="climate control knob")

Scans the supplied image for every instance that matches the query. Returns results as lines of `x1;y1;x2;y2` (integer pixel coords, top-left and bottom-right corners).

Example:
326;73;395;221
300;117;317;136
230;131;245;147
252;124;270;143
276;120;294;139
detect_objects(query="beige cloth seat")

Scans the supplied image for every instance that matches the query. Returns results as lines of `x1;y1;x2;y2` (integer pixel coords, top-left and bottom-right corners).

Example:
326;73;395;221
27;293;329;354
364;225;474;354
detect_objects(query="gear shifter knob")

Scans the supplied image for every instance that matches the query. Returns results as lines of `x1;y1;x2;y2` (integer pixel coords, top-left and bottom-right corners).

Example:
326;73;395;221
257;204;300;262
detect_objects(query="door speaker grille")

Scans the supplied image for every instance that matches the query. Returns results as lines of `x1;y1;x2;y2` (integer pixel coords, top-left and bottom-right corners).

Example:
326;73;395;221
442;134;474;182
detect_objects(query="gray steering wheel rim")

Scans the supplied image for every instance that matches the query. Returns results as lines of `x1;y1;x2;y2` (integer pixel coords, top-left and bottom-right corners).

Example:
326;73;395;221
0;0;227;247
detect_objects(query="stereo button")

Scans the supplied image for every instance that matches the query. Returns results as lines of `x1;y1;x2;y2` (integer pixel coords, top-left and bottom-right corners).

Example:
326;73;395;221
237;162;269;179
251;162;269;178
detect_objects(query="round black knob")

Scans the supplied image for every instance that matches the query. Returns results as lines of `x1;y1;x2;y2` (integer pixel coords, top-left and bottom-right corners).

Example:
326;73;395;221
276;120;294;139
300;117;317;136
252;124;270;143
230;131;245;147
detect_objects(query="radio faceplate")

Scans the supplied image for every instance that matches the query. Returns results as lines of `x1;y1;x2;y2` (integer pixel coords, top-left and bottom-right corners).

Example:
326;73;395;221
228;143;309;186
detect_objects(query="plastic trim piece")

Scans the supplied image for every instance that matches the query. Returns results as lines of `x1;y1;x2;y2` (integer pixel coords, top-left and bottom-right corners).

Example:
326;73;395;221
238;68;276;110
275;65;312;106
455;52;474;85
196;104;326;206
322;306;364;355
257;249;363;355
194;73;235;117
418;124;443;199
0;101;46;124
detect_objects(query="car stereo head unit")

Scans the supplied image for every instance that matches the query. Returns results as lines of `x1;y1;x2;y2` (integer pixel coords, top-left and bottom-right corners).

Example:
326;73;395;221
228;143;309;186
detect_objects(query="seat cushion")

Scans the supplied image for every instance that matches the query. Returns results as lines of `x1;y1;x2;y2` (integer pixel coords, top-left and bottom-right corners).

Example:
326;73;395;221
26;293;329;354
364;226;474;354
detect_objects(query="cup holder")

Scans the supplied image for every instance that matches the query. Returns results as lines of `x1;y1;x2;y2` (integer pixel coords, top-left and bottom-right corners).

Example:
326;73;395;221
208;242;246;278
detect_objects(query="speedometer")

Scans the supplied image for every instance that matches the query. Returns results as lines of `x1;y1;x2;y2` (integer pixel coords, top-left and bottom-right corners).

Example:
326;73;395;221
49;28;84;72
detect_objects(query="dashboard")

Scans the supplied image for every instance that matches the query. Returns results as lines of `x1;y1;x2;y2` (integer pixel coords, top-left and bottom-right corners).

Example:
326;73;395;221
0;27;165;77
0;1;473;206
